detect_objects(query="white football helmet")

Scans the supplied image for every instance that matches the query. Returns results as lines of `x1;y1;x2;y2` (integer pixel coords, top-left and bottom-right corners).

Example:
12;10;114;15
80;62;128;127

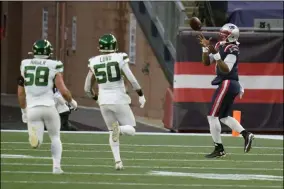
219;23;240;44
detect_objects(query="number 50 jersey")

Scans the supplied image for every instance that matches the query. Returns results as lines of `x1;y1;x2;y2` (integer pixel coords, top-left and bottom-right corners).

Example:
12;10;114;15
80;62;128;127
20;58;64;108
88;52;131;105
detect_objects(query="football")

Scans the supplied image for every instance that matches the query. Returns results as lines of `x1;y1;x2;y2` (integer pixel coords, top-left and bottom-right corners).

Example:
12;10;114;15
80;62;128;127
189;17;202;31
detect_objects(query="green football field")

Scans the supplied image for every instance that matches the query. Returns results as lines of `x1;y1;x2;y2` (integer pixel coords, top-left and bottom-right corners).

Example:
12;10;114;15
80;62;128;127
1;131;283;189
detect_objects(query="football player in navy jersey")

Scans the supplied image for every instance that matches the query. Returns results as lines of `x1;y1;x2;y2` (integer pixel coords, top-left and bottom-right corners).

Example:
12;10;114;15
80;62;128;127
197;23;254;158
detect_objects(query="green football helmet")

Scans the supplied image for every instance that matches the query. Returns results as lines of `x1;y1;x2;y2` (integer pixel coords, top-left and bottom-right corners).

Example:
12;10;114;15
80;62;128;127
32;39;53;58
98;34;118;53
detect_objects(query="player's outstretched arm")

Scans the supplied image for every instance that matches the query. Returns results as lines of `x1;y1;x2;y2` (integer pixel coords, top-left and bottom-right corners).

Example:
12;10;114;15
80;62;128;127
202;49;212;66
121;63;146;108
55;73;77;109
84;70;98;101
197;34;213;66
17;76;27;123
17;76;26;109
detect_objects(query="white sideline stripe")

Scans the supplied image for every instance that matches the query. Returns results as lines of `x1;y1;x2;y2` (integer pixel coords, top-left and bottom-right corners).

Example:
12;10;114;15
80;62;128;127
1;141;283;150
1;129;283;140
1;154;282;163
2;163;283;171
174;75;284;90
1;180;281;188
1;148;282;156
149;171;283;181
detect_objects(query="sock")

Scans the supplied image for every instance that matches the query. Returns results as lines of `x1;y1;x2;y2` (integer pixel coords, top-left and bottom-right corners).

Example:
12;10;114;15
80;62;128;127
50;136;62;168
109;131;121;163
120;125;136;136
220;116;245;133
240;130;249;138
214;142;224;150
207;116;222;144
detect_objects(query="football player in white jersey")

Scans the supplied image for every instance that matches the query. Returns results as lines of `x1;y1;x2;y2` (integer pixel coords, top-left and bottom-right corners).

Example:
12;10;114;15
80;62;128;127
84;34;146;170
17;39;78;174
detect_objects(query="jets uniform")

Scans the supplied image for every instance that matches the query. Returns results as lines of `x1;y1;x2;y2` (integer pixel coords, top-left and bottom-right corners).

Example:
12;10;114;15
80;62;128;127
18;39;77;174
87;52;136;129
84;34;146;170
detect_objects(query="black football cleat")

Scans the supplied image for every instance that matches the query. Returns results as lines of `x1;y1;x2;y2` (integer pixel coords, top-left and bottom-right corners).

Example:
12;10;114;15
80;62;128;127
205;143;226;158
243;132;254;153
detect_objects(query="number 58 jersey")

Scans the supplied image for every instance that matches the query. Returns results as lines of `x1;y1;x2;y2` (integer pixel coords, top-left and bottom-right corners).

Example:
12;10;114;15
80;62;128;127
88;52;131;105
20;58;64;108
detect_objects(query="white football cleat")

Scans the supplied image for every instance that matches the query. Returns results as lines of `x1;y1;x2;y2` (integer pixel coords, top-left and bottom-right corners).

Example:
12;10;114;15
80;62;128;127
112;122;120;142
115;161;124;170
29;127;39;148
53;167;64;174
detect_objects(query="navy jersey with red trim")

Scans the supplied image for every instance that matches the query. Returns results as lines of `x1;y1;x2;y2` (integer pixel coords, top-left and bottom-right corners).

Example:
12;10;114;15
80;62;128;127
211;42;240;85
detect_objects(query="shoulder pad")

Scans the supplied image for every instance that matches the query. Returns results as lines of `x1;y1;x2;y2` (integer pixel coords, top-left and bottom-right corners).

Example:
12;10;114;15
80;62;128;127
88;56;97;66
55;61;64;71
118;52;129;63
224;44;239;54
88;56;96;62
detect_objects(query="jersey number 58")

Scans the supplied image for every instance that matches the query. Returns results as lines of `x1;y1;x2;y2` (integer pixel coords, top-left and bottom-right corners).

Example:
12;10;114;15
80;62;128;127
24;66;49;86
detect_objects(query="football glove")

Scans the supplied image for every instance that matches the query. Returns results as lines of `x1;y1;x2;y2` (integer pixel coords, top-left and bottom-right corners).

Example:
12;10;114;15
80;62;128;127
21;109;27;123
69;99;78;110
139;95;146;108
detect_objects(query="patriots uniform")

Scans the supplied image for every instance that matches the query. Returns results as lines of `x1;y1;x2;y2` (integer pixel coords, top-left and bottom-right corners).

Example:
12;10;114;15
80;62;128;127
208;42;241;118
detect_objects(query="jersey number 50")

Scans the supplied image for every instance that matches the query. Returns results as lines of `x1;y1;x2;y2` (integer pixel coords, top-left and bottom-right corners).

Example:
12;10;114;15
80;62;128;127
94;62;121;84
24;66;49;86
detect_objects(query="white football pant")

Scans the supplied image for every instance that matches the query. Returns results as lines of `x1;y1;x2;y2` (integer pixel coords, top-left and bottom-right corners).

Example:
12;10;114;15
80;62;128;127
27;105;62;169
100;104;136;130
27;105;61;144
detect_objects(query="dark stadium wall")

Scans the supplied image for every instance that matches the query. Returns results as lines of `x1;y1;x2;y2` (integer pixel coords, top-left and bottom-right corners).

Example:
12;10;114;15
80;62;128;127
1;2;22;94
0;2;170;120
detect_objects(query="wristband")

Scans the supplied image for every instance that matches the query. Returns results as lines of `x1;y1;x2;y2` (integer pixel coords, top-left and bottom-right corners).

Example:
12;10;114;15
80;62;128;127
136;89;143;97
92;94;98;101
202;47;208;53
213;52;221;61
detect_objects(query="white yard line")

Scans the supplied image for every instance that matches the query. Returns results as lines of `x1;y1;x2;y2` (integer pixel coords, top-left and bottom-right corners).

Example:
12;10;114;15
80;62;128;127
1;154;282;163
1;129;283;140
1;141;283;150
1;180;282;188
2;162;283;171
1;148;282;156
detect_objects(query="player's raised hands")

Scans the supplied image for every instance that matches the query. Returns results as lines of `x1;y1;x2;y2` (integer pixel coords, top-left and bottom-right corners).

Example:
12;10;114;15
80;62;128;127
208;45;218;54
197;33;212;47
